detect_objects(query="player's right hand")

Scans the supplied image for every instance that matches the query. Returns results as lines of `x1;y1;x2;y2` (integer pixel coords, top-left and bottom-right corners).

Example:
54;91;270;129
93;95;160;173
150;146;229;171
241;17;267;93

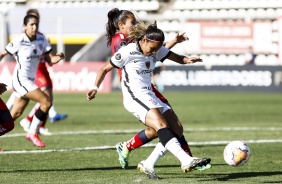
86;89;97;101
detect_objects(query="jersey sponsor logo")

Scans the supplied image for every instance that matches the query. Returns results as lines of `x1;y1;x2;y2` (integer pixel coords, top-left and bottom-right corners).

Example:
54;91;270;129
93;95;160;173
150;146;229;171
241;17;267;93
115;53;121;60
145;61;150;69
130;51;141;55
120;41;127;47
133;60;140;63
136;69;152;75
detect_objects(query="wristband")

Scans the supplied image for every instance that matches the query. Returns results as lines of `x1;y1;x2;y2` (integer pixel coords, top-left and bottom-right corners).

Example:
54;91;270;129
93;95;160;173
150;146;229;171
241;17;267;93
93;86;99;90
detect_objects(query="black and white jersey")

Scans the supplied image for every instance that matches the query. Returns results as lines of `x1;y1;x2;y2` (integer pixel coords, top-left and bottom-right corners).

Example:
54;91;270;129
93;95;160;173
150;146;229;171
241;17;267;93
110;41;171;103
5;33;52;79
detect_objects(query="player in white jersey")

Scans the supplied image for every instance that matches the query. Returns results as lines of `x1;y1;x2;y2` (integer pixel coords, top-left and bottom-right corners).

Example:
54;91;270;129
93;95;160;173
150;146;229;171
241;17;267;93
87;23;211;176
0;14;64;147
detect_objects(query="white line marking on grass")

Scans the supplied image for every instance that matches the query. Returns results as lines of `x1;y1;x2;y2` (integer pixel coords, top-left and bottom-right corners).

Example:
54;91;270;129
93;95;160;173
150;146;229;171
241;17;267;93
1;139;281;155
1;127;282;138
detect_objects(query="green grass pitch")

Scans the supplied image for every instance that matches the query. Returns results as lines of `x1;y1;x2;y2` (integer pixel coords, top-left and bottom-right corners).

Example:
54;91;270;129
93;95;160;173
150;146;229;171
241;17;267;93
0;91;281;183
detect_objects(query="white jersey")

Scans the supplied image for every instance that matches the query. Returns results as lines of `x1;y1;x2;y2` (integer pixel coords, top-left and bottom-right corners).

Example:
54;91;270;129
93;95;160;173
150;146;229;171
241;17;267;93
110;41;171;104
5;32;52;80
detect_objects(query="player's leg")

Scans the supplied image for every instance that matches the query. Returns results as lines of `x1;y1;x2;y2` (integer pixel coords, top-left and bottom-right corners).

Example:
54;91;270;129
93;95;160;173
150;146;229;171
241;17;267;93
145;108;210;172
5;91;17;110
24;88;52;147
0;98;15;152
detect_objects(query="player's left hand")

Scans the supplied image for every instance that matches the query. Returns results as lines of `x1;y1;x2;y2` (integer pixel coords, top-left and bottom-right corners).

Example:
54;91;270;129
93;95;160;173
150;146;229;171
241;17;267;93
0;83;7;95
86;89;97;101
175;32;189;43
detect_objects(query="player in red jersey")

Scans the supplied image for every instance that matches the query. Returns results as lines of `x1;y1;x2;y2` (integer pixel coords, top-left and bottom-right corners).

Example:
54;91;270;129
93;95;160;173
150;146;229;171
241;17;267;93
0;83;15;151
105;9;210;178
6;9;67;136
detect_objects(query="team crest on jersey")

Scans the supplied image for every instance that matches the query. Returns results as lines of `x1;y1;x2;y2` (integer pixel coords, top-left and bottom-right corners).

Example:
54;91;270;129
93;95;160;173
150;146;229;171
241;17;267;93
33;49;37;54
115;53;121;60
9;43;13;47
145;61;150;69
120;41;127;47
38;44;43;50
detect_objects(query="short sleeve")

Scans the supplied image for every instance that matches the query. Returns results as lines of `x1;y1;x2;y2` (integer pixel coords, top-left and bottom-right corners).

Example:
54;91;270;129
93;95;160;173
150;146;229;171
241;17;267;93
111;33;128;54
43;36;52;53
5;37;21;55
110;47;128;68
155;46;170;62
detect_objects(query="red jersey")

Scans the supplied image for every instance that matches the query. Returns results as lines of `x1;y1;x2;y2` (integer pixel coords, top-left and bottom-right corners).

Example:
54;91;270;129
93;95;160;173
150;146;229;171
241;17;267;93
111;32;168;103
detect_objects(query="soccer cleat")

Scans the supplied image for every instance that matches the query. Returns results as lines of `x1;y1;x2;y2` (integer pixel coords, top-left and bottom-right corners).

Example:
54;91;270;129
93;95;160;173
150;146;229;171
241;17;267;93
137;161;158;179
115;142;130;169
50;113;68;123
181;158;211;173
26;133;45;148
38;128;52;136
194;163;212;171
20;118;31;132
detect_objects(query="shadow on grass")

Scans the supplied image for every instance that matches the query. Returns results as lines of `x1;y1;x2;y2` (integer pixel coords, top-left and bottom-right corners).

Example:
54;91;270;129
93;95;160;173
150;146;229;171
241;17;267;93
205;172;282;181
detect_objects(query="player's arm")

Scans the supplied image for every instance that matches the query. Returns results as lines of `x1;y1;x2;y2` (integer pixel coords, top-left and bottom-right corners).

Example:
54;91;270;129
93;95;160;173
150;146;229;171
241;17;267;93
167;51;202;64
0;50;8;61
86;62;114;101
164;32;188;49
45;51;64;65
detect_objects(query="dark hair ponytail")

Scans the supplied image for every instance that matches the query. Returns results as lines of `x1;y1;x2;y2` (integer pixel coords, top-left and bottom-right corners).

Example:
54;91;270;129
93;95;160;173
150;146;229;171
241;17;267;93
144;21;165;43
105;8;134;46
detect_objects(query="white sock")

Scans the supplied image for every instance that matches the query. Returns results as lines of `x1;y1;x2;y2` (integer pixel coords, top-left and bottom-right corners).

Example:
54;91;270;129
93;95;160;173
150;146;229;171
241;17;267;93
29;116;42;134
48;102;57;118
144;142;168;169
6;91;17;110
165;138;194;166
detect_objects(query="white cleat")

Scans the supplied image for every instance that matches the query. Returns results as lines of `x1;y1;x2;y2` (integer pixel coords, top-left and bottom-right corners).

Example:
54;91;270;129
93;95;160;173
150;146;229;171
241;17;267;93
20;118;31;132
38;128;52;136
137;160;158;179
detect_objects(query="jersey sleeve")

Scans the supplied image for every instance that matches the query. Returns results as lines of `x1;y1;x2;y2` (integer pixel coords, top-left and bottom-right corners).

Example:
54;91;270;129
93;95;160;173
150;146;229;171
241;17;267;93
5;36;21;55
111;33;128;54
110;47;129;68
42;35;52;53
155;46;171;62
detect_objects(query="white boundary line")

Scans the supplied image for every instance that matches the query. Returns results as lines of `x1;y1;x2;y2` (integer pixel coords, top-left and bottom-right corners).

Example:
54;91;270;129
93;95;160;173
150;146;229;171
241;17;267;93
1;127;282;138
1;139;282;155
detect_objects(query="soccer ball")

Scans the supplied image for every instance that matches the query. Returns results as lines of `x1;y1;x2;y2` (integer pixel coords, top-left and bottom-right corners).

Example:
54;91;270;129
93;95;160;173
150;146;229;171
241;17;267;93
223;141;250;166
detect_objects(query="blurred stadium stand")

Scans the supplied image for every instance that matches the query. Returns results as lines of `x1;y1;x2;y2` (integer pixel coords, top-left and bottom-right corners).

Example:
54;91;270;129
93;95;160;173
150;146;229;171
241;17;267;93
0;0;282;65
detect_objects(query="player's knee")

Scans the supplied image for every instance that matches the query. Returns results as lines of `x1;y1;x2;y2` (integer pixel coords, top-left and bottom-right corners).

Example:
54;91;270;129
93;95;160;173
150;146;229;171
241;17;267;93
145;127;158;139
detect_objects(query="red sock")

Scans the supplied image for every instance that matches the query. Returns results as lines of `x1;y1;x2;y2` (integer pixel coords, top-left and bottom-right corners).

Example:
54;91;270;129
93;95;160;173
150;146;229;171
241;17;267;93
26;104;40;122
125;130;151;151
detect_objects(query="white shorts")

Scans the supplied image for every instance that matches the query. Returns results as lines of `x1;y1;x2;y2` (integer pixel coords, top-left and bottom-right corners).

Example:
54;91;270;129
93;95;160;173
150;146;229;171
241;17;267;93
124;93;171;123
12;75;38;97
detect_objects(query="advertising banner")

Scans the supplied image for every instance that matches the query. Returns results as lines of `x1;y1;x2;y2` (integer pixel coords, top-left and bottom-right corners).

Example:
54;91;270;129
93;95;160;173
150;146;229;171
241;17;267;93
0;62;111;93
159;65;282;92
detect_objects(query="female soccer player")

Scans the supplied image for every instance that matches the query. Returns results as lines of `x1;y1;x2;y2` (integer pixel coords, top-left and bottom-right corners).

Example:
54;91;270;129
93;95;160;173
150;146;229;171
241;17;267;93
0;82;14;151
5;9;67;136
106;8;210;177
87;22;211;177
0;14;64;147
